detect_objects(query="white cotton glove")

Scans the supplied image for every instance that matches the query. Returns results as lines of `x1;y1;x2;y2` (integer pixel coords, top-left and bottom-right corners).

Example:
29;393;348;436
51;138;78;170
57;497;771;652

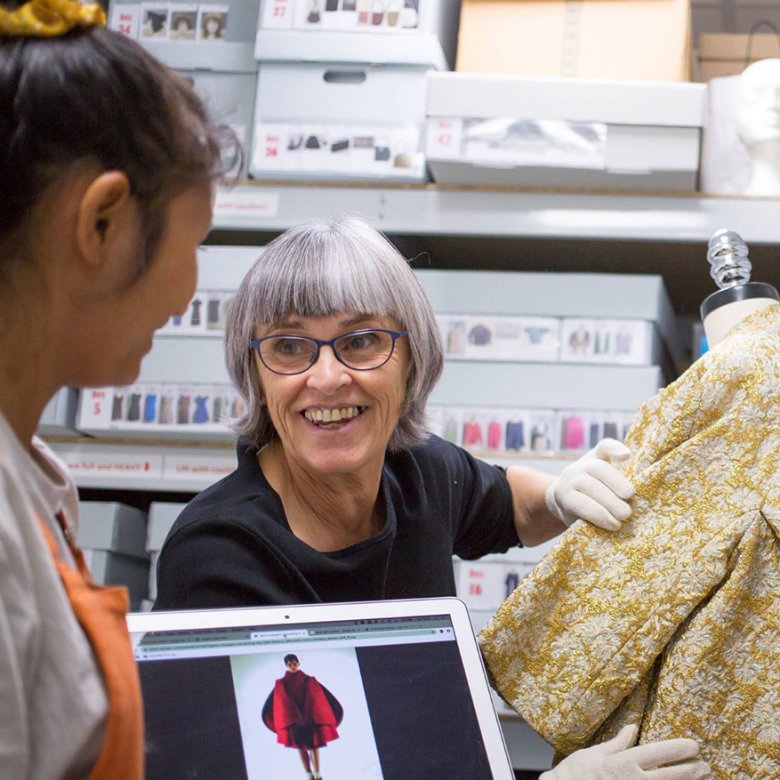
539;725;712;780
545;438;635;531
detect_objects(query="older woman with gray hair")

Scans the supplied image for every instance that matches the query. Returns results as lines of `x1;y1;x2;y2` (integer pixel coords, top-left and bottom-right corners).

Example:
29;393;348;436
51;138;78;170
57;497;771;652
154;213;637;611
154;216;713;779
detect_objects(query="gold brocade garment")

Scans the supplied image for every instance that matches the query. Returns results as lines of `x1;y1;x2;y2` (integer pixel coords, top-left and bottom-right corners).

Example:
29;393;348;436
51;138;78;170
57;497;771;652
479;305;780;780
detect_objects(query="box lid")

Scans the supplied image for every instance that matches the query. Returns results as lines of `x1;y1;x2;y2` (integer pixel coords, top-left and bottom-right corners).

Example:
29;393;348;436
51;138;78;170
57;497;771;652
426;72;706;128
255;29;447;69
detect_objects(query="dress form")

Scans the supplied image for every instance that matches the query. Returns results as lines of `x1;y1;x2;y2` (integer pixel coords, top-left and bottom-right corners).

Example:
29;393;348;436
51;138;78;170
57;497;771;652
700;228;780;347
735;58;780;197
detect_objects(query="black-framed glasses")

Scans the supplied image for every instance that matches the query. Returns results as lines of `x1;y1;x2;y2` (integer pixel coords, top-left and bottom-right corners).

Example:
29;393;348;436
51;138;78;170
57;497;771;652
250;328;407;375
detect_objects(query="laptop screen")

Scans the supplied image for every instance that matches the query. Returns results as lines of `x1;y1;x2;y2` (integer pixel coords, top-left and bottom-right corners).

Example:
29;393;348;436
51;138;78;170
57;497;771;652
128;598;514;780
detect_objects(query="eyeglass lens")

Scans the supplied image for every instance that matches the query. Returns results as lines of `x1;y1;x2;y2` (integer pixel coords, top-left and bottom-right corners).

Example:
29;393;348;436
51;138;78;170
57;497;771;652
259;330;397;373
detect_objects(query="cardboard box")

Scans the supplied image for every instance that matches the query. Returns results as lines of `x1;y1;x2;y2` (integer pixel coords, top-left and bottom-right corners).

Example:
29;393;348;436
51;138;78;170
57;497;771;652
455;0;692;81
249;62;428;181
425;72;706;192
698;33;780;82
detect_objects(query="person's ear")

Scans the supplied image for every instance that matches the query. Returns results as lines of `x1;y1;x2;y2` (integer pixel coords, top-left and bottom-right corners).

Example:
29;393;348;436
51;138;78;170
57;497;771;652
75;171;134;267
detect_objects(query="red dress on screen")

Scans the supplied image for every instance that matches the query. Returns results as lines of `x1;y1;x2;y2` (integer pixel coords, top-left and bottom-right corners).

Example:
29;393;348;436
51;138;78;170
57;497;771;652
262;670;343;749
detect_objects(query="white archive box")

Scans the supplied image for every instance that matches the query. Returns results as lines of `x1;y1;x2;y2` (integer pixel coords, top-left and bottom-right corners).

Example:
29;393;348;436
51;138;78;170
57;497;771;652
177;67;257;176
76;381;240;441
78;502;149;560
108;2;260;175
249;62;428;181
425;72;707;192
255;0;459;69
416;270;682;368
157;245;263;336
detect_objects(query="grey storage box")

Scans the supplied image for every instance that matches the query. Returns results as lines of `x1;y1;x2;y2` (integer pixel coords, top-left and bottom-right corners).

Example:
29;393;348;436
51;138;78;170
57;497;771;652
78;502;149;559
78;501;150;609
38;387;79;436
147;502;186;552
82;549;150;611
147;502;187;603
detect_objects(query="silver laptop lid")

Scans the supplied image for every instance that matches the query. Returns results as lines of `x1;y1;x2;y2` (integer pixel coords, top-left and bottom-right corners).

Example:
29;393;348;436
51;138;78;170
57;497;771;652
127;596;514;779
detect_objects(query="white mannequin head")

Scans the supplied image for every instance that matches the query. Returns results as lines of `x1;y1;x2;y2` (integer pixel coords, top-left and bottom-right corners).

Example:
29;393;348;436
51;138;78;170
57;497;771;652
735;58;780;195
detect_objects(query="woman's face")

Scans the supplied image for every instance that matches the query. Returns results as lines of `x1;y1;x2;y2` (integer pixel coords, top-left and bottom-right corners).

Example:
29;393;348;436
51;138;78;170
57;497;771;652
254;312;409;478
79;184;212;387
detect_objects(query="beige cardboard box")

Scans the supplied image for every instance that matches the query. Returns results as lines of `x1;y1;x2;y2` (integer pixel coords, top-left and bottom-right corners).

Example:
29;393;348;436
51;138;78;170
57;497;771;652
698;33;780;82
455;0;692;81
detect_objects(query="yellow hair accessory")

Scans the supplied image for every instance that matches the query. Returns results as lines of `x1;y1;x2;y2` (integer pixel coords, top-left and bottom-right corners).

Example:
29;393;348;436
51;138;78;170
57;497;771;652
0;0;106;38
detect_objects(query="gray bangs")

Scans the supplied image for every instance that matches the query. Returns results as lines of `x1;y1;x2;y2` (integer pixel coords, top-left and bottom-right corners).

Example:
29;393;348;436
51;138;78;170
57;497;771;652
249;222;404;325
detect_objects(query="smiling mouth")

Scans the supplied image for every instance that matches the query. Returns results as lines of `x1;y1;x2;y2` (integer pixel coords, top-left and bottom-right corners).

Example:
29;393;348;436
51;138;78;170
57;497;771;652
303;406;366;426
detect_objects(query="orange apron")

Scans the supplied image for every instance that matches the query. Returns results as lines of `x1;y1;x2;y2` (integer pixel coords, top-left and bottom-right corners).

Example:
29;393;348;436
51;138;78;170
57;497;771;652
38;514;144;779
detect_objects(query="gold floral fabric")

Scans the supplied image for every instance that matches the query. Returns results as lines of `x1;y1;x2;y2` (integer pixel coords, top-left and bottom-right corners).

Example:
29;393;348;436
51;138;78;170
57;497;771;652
478;305;780;780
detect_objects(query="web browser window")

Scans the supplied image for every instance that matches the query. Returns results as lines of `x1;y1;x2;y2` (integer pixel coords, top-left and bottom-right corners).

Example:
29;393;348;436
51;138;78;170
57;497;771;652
129;599;513;779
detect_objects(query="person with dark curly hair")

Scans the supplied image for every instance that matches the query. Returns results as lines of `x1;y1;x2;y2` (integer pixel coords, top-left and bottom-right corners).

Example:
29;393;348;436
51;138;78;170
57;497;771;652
0;1;237;776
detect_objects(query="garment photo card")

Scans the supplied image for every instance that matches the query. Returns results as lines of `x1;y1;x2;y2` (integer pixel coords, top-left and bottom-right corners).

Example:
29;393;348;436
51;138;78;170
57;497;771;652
438;315;560;363
121;3;229;42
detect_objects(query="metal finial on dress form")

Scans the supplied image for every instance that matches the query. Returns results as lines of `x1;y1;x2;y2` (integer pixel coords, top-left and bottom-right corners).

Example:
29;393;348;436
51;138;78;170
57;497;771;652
700;228;780;323
706;228;751;289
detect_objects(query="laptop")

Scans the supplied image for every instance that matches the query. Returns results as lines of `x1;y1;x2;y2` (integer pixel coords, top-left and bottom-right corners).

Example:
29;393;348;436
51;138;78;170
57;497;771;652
127;597;515;780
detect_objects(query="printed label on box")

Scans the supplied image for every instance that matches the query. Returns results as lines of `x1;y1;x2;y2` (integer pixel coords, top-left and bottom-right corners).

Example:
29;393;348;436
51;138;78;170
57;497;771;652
455;561;536;611
261;0;294;28
426;118;464;159
78;388;114;428
250;122;424;179
287;0;419;32
60;451;164;481
109;4;141;37
214;189;280;219
163;454;236;482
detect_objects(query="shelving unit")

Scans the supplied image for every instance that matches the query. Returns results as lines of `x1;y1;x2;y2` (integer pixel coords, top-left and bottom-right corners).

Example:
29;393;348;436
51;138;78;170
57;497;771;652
211;181;780;318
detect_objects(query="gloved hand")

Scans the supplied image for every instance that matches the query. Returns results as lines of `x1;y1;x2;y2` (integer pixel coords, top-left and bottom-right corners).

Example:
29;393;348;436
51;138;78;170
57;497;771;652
545;438;634;531
539;724;712;780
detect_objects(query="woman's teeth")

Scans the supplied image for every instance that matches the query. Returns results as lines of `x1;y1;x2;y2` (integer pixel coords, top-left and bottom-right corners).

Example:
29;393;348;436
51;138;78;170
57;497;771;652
304;406;364;424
